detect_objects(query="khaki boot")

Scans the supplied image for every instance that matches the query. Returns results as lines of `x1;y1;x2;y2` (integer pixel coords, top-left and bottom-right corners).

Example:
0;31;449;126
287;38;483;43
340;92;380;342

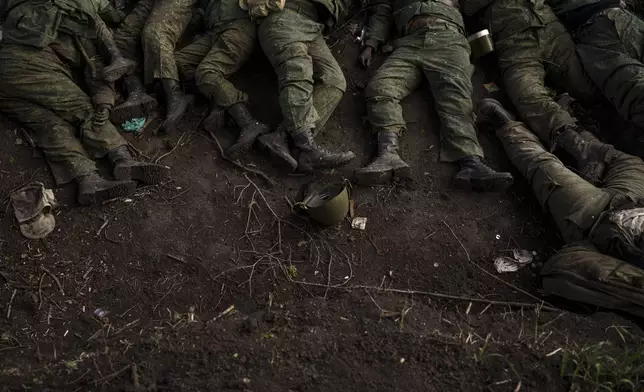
76;172;136;205
354;131;410;185
107;145;170;184
258;127;298;172
293;129;355;172
453;155;514;192
226;103;270;159
110;75;158;125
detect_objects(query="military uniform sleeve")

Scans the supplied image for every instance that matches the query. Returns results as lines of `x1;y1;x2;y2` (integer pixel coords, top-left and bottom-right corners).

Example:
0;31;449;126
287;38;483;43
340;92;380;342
96;0;126;25
364;0;392;51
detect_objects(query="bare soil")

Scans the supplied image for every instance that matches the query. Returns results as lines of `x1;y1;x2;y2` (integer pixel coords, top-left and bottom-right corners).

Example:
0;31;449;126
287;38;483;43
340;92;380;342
0;25;642;392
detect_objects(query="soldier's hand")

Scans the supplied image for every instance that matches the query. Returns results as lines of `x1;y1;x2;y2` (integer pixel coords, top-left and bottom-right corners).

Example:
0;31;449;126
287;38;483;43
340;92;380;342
359;46;375;68
93;105;111;128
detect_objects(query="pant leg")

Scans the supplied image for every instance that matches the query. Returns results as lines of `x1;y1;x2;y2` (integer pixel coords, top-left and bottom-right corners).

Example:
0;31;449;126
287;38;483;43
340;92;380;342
141;0;196;85
541;21;598;103
175;34;213;82
495;121;611;243
576;8;644;129
114;0;155;63
420;25;483;162
364;39;424;136
308;33;346;133
602;149;644;200
0;44;119;184
194;19;257;108
496;29;577;146
258;9;322;134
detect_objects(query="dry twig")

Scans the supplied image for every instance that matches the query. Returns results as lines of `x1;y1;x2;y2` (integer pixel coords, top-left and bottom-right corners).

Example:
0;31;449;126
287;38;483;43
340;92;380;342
41;267;64;296
6;289;17;319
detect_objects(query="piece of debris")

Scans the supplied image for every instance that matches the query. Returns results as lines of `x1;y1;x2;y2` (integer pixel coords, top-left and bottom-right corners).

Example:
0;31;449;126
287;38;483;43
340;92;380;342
494;249;534;273
495;234;501;240
351;217;367;230
121;117;146;134
10;182;58;239
93;308;109;319
483;82;500;92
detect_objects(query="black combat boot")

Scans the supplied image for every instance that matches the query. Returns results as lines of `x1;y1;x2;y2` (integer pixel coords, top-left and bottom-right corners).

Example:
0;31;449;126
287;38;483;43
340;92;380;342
96;18;136;83
110;75;158;126
226;103;270;159
160;78;191;132
354;131;410;185
453;155;514;192
76;172;136;206
107;145;170;184
203;103;226;134
257;127;298;172
476;98;516;128
556;126;613;185
292;129;355;172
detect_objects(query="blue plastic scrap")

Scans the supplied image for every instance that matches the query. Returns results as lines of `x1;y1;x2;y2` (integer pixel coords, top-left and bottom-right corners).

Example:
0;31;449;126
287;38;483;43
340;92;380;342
121;117;146;134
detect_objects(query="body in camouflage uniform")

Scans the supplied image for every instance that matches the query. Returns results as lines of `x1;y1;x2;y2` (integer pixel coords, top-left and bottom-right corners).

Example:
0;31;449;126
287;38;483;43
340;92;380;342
354;0;513;191
111;0;196;131
462;0;597;147
549;0;644;131
479;99;644;317
175;0;269;158
0;0;169;205
255;0;355;172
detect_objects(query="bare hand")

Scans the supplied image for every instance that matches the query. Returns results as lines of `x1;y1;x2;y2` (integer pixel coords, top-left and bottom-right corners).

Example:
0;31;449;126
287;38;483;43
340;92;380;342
359;46;375;68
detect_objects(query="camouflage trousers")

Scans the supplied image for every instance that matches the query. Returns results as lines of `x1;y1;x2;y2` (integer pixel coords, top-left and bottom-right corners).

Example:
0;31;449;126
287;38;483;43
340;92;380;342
0;36;126;185
114;0;195;85
176;19;257;108
365;23;483;162
496;120;644;243
495;21;597;147
576;8;644;130
258;5;346;135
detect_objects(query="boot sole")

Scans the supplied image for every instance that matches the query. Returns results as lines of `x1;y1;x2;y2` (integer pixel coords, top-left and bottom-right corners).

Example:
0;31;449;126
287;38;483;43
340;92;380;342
103;60;137;83
354;166;412;186
453;173;514;193
297;153;356;173
114;164;170;185
226;124;271;160
78;181;136;206
160;95;195;133
257;137;298;172
110;98;158;126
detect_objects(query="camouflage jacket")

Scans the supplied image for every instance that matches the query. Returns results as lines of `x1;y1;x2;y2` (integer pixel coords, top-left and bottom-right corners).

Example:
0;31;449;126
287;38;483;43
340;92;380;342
364;0;465;50
204;0;250;27
1;0;122;48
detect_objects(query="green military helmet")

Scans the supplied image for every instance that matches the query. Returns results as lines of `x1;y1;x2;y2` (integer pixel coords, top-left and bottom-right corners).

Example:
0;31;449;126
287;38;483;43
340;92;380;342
301;183;350;227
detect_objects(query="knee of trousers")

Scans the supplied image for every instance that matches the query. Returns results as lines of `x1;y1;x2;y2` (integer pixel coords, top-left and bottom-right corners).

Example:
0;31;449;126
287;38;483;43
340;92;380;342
318;70;346;92
275;44;313;83
364;78;396;101
141;24;166;50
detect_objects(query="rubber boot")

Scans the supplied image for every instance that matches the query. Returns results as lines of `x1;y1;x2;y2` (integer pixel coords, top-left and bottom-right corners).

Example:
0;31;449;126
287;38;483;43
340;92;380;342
76;172;136;206
203;103;226;134
354;131;410;185
110;75;158;126
293;129;355;172
476;98;516;129
556;126;613;185
453;155;514;192
160;78;192;133
96;18;136;83
257;126;298;171
226;103;270;159
107;145;170;184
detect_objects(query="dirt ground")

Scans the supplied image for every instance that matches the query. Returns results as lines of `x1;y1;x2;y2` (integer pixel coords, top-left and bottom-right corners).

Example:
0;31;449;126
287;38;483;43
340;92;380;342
1;21;643;392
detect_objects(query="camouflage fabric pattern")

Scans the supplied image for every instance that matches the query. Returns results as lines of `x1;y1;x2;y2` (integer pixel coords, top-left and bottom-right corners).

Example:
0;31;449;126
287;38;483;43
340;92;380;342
176;18;257;108
495;120;644;244
478;0;596;146
0;36;126;185
258;3;346;134
113;0;155;64
365;23;484;162
575;8;644;130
